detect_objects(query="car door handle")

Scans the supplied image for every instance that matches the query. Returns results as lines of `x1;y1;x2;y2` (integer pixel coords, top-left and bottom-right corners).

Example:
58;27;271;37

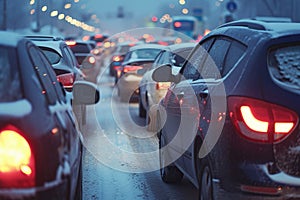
199;89;208;99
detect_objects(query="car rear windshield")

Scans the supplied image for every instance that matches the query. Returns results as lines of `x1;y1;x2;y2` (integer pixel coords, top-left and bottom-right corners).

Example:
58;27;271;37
268;44;300;89
0;46;22;102
128;49;161;60
69;43;91;53
40;47;61;64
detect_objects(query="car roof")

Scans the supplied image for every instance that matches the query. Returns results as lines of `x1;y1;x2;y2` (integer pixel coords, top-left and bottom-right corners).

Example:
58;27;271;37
25;35;64;41
129;44;168;51
217;19;300;36
168;42;195;52
218;19;300;32
0;31;24;47
203;19;300;46
31;40;64;57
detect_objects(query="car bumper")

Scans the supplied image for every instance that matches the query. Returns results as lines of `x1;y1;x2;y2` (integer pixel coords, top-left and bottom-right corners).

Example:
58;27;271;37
215;163;300;199
0;178;67;200
213;180;300;200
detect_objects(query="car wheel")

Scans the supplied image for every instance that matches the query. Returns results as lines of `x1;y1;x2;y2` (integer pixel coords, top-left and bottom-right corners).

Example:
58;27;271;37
159;132;183;183
139;96;146;118
199;163;213;200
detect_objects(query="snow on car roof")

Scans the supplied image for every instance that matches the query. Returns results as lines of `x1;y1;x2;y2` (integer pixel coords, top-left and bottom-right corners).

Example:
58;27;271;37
0;31;23;47
129;43;168;51
0;99;32;118
168;42;196;52
31;40;64;57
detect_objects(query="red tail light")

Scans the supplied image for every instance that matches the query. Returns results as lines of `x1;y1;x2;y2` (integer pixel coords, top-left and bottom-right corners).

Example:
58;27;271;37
112;55;121;62
0;125;35;188
66;41;76;46
156;82;171;90
57;73;75;89
228;97;298;143
123;65;143;73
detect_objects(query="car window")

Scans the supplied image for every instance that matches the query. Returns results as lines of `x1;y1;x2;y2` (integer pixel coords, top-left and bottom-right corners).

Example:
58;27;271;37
222;40;247;76
130;49;161;60
182;37;214;80
62;46;76;69
39;50;66;102
268;44;300;89
28;46;58;105
40;47;61;65
206;38;231;78
69;43;91;53
152;51;164;69
0;46;22;102
66;47;78;67
172;49;191;67
161;51;171;64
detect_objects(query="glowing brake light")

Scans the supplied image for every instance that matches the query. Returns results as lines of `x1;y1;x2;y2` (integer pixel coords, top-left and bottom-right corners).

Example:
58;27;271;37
240;106;269;133
66;40;76;46
57;72;74;89
174;22;182;28
228;97;298;143
0;126;35;188
113;55;121;62
156;82;171;90
123;65;143;73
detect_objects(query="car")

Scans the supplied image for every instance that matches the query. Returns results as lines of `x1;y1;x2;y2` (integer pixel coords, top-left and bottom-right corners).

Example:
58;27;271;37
89;33;109;47
0;31;100;200
109;41;142;77
27;35;87;129
138;43;195;131
26;35;84;91
116;44;165;102
152;19;300;199
67;40;99;83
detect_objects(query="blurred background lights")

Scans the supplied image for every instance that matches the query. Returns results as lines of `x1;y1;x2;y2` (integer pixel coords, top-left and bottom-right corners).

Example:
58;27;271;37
64;3;72;9
30;9;35;15
179;0;186;5
41;6;47;12
182;8;189;14
50;10;58;17
58;14;65;20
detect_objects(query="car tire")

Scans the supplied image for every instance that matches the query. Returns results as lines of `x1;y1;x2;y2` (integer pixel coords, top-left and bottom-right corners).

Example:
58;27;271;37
198;161;214;200
139;96;146;118
159;131;183;183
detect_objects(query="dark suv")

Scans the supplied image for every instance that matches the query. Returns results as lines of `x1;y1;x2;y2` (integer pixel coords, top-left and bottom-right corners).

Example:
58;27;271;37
152;19;300;199
0;31;99;200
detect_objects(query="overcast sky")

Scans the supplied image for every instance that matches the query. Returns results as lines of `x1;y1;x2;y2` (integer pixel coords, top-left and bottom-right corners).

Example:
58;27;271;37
85;0;173;34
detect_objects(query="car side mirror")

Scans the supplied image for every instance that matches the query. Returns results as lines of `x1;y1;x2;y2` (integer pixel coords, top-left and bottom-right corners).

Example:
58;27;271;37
72;81;100;105
152;64;179;83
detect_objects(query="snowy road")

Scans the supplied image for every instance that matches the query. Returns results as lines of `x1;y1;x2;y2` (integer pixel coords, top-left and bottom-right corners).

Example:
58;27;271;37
81;68;198;200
